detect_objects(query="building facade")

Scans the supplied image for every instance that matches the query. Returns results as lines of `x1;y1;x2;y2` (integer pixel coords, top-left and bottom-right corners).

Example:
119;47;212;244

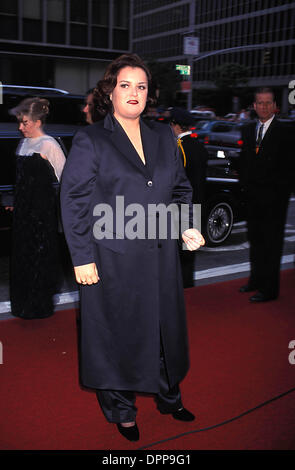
0;0;130;94
131;0;295;112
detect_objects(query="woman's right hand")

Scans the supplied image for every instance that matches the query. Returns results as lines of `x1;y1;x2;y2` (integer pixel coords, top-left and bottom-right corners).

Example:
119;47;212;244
74;263;99;285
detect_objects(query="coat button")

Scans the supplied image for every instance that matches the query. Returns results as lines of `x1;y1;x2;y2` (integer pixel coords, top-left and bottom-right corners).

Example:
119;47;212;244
147;180;153;187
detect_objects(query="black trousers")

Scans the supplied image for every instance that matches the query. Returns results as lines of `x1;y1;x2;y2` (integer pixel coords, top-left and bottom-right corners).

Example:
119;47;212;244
179;248;195;288
96;349;182;423
246;192;290;297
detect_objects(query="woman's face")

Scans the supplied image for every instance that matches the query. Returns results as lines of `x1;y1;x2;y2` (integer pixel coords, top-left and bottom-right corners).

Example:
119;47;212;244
110;66;148;122
18;115;42;138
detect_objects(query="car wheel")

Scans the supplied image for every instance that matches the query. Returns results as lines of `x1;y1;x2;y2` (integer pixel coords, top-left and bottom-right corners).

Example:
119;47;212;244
203;200;234;246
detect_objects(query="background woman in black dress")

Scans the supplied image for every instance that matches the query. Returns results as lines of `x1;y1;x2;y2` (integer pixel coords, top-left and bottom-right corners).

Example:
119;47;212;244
7;97;66;319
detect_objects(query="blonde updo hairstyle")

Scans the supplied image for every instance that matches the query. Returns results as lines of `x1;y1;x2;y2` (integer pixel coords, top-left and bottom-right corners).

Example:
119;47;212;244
10;97;50;124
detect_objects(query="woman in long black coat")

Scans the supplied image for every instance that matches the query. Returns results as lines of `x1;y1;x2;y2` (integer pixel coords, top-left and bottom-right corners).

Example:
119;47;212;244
60;54;204;441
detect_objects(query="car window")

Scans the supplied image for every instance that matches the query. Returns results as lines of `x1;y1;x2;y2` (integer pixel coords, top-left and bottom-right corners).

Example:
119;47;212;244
212;124;233;132
46;96;85;125
0;93;85;125
195;121;210;130
54;136;73;155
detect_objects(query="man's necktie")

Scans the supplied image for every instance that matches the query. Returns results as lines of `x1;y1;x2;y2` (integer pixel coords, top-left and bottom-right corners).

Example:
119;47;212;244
256;123;264;154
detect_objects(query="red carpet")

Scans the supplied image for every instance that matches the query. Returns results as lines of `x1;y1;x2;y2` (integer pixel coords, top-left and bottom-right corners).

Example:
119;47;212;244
0;270;295;450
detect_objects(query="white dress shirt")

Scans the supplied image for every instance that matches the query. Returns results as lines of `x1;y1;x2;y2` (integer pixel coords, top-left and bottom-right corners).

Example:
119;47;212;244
177;131;192;140
256;114;275;141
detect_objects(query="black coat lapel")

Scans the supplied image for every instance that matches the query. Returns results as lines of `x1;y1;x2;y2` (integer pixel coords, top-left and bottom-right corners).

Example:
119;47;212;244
104;113;158;177
259;117;277;153
247;121;256;152
140;118;159;178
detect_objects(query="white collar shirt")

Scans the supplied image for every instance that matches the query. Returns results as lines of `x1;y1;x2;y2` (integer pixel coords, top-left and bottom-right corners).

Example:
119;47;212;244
256;115;275;140
177;131;192;140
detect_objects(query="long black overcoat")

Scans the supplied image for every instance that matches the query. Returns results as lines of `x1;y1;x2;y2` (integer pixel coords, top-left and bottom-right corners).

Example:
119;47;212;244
60;113;194;393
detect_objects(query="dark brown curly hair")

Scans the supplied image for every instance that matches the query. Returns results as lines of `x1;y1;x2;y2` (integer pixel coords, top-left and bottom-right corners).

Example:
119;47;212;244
92;53;156;120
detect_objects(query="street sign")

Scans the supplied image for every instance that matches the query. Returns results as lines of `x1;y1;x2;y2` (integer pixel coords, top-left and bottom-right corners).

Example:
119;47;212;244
184;37;199;56
176;64;191;76
181;81;191;92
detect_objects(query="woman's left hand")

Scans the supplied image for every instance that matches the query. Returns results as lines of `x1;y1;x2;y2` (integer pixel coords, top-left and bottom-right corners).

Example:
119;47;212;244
182;228;205;251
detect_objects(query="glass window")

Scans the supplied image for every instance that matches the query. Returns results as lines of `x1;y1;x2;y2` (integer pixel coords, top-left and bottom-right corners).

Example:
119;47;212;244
113;29;129;50
0;15;17;39
113;0;129;28
47;21;66;44
23;19;42;42
0;0;17;14
133;0;179;14
46;0;65;43
196;121;210;130
212;124;231;133
286;9;294;40
23;0;41;19
70;24;87;46
92;26;108;48
47;0;65;22
92;0;109;26
44;96;85;125
133;5;188;39
70;0;87;22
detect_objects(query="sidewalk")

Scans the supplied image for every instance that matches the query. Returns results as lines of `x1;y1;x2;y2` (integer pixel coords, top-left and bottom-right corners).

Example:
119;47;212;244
1;257;294;320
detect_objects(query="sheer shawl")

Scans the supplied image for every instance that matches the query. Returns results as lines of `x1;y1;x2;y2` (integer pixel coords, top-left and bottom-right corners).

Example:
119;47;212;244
17;134;66;181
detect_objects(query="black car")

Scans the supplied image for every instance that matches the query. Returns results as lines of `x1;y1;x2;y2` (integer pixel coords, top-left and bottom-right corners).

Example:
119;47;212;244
194;120;243;160
203;158;246;245
0;123;81;228
0;85;86;125
0;119;246;247
0;84;86;220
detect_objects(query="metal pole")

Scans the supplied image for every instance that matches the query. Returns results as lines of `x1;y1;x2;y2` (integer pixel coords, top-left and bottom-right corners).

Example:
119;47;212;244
187;55;193;110
187;0;195;110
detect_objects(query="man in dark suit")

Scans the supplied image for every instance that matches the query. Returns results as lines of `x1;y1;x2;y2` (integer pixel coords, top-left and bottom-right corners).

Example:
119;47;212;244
238;87;294;302
170;108;208;205
170;107;208;287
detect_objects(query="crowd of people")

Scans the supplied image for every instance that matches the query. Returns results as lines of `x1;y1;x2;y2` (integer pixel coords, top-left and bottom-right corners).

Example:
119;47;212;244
5;53;295;442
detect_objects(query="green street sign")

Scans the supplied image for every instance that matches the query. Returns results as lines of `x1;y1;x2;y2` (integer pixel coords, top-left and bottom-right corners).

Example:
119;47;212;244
176;64;191;76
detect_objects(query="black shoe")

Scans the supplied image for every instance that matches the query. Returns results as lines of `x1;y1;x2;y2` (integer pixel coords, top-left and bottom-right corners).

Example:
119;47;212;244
116;423;139;442
239;284;256;293
249;292;277;303
172;407;195;422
